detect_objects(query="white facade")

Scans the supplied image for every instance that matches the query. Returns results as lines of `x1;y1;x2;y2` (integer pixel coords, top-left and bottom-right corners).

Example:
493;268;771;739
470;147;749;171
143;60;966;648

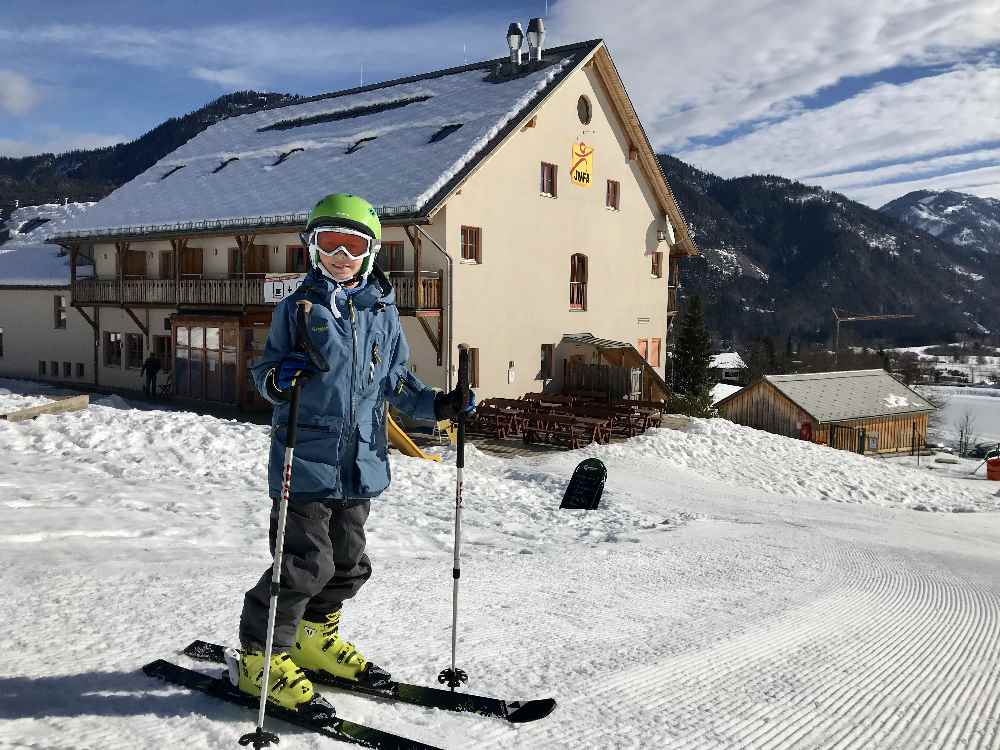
0;288;94;384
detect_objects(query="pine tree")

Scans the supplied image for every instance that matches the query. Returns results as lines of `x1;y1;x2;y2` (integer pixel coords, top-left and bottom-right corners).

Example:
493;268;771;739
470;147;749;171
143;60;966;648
673;295;713;398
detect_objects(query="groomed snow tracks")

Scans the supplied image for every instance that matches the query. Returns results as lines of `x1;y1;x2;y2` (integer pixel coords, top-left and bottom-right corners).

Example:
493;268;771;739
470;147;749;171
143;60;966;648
494;536;1000;749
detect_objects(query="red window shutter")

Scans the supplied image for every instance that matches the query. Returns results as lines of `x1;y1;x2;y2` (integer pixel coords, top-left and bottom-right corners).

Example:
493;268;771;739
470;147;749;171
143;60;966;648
637;339;648;362
650;338;661;366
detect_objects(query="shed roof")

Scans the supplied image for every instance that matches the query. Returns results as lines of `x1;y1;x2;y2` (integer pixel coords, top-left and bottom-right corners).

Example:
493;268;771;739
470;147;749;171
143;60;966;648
710;352;747;370
0;203;94;286
757;369;934;423
48;41;600;242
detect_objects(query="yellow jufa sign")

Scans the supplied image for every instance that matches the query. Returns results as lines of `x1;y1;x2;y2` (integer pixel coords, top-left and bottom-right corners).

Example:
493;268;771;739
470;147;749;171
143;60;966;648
570;142;594;187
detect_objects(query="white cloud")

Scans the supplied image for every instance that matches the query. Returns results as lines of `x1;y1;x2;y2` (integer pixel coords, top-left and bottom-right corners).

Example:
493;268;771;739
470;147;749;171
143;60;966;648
0;130;128;158
548;0;1000;205
839;164;1000;208
190;67;260;90
0;70;41;115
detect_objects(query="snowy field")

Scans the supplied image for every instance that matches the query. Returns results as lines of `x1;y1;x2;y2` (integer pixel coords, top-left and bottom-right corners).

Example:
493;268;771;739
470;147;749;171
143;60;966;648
923;386;1000;445
3;380;1000;749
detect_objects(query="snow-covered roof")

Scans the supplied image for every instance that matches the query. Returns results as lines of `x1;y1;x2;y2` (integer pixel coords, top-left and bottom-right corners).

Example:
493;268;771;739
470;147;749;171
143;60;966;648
0;203;95;286
762;369;935;422
710;352;747;370
711;382;742;405
49;41;600;242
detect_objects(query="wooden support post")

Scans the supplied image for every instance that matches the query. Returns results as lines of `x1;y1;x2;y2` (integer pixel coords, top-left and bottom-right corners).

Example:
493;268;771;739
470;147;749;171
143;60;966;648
235;233;256;308
170;238;188;305
403;225;423;310
123;306;149;337
417;314;444;366
115;240;130;305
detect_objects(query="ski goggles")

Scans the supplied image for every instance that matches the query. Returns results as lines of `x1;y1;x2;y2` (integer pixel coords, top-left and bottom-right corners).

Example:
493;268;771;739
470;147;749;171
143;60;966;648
306;227;377;260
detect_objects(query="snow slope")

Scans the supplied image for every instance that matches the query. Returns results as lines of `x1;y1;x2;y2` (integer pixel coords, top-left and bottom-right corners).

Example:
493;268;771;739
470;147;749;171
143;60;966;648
2;380;999;749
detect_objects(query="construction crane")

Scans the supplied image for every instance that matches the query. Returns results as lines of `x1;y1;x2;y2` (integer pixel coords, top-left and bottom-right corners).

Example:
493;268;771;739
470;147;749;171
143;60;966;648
832;308;915;357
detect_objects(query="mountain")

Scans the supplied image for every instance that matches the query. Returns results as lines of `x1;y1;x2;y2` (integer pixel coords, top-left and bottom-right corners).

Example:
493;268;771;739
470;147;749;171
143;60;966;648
0;91;299;221
879;190;1000;256
658;156;997;346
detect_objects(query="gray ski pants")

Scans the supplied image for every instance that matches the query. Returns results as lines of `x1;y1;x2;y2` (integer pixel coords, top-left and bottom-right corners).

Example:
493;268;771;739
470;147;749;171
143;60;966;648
239;498;372;651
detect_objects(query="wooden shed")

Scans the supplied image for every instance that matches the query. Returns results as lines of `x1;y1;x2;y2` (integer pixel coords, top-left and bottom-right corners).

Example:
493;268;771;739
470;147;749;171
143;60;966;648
716;369;935;454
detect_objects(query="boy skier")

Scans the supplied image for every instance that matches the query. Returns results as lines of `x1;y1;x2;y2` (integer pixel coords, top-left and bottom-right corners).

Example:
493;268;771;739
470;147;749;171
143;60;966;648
233;193;474;709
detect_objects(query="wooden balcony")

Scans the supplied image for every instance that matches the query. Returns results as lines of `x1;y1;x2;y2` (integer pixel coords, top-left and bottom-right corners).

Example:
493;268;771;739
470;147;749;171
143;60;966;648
73;273;442;313
387;271;443;312
74;276;266;307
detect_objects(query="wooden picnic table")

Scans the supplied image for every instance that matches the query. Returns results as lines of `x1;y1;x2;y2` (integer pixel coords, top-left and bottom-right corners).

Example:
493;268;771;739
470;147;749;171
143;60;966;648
523;413;611;448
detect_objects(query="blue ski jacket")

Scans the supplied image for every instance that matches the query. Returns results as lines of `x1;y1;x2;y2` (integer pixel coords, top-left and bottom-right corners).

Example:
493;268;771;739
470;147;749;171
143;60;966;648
252;266;438;503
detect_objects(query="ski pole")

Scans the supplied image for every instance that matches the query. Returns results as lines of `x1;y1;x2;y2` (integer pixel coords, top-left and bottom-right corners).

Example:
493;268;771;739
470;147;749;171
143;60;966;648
438;346;470;691
240;300;328;750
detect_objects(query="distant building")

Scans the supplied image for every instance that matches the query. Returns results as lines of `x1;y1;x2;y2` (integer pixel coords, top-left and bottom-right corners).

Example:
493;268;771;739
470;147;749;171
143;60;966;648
716;369;935;454
0;203;96;386
709;352;748;385
44;30;697;409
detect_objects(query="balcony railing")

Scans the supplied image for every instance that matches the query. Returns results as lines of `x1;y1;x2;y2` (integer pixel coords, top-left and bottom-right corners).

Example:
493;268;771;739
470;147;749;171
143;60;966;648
388;271;442;310
74;276;265;306
74;273;441;312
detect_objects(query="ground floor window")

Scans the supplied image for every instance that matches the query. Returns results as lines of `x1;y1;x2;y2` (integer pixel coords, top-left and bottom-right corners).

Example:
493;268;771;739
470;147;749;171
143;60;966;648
125;333;144;369
104;332;122;367
174;323;238;403
39;360;46;376
540;344;553;380
76;363;85;378
0;326;4;357
62;361;71;377
50;360;58;376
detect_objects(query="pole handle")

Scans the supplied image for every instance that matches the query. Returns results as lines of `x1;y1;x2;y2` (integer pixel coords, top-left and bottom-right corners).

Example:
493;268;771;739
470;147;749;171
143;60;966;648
456;346;469;469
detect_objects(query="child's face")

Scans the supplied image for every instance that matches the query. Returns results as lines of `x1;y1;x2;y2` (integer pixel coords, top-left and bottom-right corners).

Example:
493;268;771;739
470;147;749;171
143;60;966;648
319;251;364;285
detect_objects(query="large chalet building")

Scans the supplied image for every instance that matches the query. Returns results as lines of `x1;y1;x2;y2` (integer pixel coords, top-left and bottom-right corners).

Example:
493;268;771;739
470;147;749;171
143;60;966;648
38;29;696;410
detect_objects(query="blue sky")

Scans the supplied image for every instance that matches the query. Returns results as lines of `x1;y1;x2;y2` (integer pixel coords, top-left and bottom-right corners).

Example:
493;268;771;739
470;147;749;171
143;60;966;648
1;0;998;207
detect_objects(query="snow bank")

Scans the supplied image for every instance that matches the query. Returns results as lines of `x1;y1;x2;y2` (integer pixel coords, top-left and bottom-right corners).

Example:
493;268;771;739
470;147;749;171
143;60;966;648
592;418;999;513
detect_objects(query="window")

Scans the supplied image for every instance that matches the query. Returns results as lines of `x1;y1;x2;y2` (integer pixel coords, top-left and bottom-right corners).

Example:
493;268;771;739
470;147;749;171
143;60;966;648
540;162;557;196
460;226;482;263
651;251;663;278
382;241;404;272
569;254;588;310
180;246;203;278
153;335;173;372
62;361;71;377
229;245;268;276
125;333;144;369
124;250;147;278
286;245;308;273
577;95;592;125
606;180;620;210
76;363;85;378
466;347;480;388
637;338;648;362
540;344;554;380
649;338;661;367
160;251;175;279
51;360;58;376
0;326;4;357
39;360;46;376
104;332;122;367
54;295;67;329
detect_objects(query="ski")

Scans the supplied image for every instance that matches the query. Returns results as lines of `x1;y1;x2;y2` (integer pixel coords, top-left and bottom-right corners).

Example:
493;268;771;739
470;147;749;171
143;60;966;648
142;659;441;750
183;640;556;724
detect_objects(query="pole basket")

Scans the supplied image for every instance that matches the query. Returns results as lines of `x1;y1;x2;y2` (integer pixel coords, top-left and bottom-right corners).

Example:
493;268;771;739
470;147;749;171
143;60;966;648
437;667;468;689
239;728;280;748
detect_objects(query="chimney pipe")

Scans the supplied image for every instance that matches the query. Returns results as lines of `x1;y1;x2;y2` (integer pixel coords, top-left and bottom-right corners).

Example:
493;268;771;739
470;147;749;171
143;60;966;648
506;22;524;66
526;17;545;62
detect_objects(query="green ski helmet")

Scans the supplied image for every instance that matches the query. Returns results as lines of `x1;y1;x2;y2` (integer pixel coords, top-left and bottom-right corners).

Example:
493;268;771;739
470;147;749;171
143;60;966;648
303;193;382;283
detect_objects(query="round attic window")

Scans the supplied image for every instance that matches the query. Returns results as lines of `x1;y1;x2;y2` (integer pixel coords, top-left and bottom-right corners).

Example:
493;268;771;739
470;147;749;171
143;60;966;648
577;95;592;125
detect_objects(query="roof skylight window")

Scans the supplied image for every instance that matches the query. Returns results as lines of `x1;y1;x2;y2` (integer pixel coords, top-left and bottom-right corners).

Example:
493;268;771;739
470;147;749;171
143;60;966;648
161;165;185;180
212;157;239;174
428;123;464;143
272;148;304;166
259;95;432;132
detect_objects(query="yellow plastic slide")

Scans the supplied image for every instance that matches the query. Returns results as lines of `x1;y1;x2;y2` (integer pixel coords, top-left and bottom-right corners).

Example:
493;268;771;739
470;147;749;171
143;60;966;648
387;412;444;461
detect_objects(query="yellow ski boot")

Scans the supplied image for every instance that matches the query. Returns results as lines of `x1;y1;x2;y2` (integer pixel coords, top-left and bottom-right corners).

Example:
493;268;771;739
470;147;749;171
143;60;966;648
292;611;392;688
227;647;314;710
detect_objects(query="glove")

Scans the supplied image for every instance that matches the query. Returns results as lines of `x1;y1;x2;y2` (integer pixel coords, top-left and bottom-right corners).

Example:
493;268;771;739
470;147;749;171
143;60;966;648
434;386;477;421
275;352;322;391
